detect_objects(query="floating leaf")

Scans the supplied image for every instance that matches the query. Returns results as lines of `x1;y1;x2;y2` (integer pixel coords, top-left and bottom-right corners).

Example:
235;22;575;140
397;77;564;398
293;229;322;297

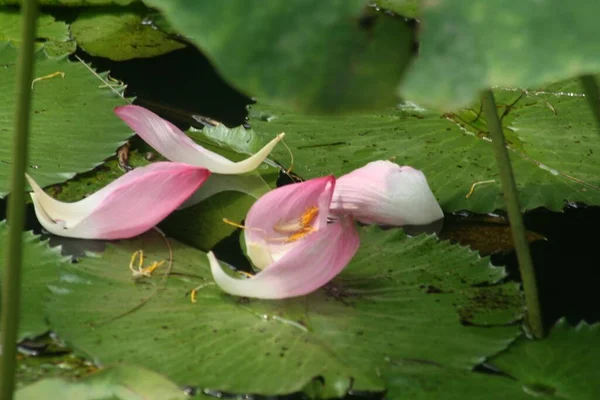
46;227;521;397
71;4;186;61
0;42;132;197
142;0;415;113
239;79;600;212
400;0;600;110
0;222;68;340
384;319;600;399
0;0;137;5
373;0;418;18
0;8;75;56
383;362;531;400
490;319;600;399
16;365;187;400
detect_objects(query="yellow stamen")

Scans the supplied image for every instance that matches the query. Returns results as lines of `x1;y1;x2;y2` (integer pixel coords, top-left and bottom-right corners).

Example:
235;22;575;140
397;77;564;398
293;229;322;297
300;206;319;226
31;71;65;90
223;218;245;229
191;288;198;303
128;249;165;278
465;180;496;199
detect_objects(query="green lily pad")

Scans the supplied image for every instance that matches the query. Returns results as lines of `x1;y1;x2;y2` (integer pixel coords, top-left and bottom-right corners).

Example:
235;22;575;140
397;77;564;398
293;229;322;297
0;8;68;43
384;319;600;399
235;79;600;212
46;227;521;397
0;42;132;198
383;362;532;400
490;319;600;399
142;0;414;113
400;0;600;110
0;8;76;56
373;0;418;18
16;365;188;400
71;5;186;61
0;0;137;5
0;222;68;340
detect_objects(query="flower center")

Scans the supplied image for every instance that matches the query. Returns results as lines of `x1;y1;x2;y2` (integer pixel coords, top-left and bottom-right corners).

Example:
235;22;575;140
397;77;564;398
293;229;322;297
273;206;319;243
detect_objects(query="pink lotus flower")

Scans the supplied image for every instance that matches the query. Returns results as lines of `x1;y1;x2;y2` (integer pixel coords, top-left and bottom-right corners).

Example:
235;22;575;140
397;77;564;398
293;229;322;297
208;176;360;299
330;161;443;226
27;162;210;240
115;105;284;175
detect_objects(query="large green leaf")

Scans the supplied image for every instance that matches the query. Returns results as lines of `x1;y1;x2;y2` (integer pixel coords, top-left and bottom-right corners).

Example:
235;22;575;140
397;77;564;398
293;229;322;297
0;0;137;5
383;362;532;400
0;42;132;197
71;5;186;61
232;79;600;212
0;8;68;42
400;0;600;110
46;227;521;397
142;0;414;113
0;8;76;56
373;0;418;18
490;319;600;399
384;319;600;399
16;365;188;400
0;222;68;340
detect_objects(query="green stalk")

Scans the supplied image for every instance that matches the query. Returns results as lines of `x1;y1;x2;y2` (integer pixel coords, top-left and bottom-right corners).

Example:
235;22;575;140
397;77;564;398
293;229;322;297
481;89;544;339
580;74;600;131
0;1;38;398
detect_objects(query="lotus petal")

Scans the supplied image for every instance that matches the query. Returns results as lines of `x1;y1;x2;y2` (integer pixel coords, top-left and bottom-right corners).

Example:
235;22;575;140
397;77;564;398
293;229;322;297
209;215;359;299
27;162;210;239
330;161;444;226
244;176;335;269
115;105;283;174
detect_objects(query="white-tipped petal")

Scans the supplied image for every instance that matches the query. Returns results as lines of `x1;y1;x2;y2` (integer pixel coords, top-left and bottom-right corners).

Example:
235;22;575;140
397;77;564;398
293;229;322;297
27;163;210;239
115;105;283;175
331;161;443;226
209;216;359;299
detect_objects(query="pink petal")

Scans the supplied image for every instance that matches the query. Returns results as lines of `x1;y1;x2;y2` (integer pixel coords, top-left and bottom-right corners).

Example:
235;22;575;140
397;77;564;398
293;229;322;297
209;216;359;299
243;176;334;267
29;162;210;239
115;105;283;174
330;161;443;226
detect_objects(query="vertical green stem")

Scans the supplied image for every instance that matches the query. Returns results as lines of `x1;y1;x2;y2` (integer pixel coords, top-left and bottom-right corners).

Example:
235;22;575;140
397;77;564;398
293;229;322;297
580;74;600;131
481;89;544;339
0;1;38;398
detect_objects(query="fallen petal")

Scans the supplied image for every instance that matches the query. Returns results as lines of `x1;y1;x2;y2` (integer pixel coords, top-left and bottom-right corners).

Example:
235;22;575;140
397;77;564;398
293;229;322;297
330;161;443;226
244;176;335;269
27;162;210;239
115;105;283;174
209;216;359;299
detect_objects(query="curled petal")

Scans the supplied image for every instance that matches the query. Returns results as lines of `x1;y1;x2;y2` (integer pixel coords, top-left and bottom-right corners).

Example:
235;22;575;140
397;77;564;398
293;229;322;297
27;162;210;239
115;105;283;174
244;176;335;268
209;216;359;299
330;161;443;226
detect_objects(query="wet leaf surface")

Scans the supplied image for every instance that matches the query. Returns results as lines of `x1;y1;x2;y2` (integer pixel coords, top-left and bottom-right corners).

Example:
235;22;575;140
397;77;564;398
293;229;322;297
400;0;600;109
46;227;521;397
240;78;600;213
71;4;186;61
0;222;68;340
16;365;188;400
0;43;132;197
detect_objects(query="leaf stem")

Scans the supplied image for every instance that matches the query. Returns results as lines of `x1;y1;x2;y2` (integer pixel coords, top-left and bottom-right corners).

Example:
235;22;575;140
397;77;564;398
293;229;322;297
0;1;38;398
481;89;544;339
580;74;600;132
